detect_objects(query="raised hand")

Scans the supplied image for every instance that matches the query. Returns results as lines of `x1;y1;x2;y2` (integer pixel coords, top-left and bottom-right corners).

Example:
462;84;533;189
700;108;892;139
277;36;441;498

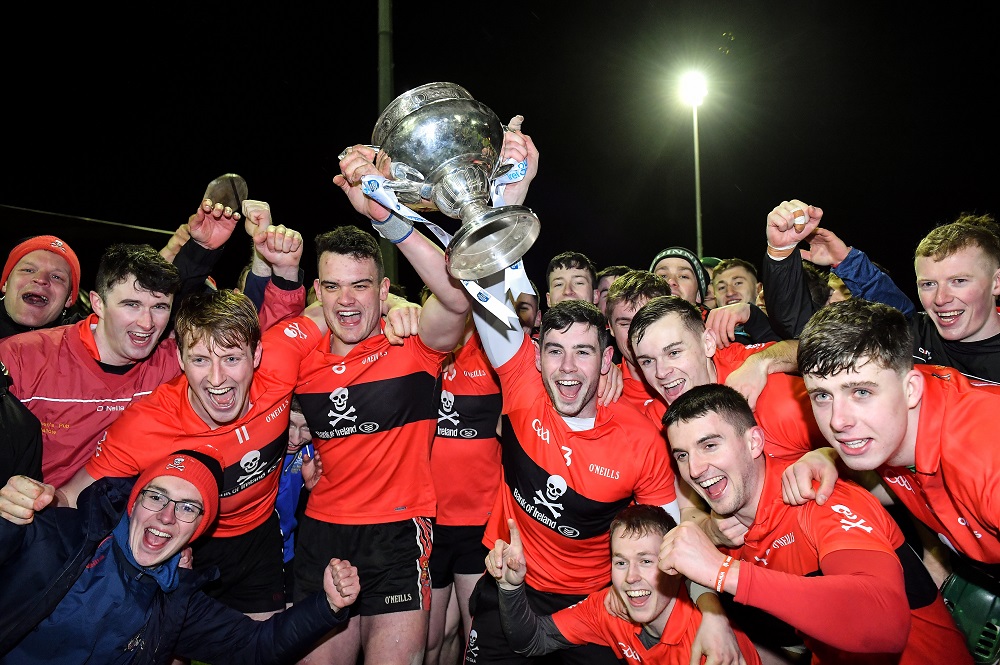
800;227;851;267
486;518;526;590
765;199;822;257
243;200;303;281
497;118;539;206
333;145;394;221
188;198;241;250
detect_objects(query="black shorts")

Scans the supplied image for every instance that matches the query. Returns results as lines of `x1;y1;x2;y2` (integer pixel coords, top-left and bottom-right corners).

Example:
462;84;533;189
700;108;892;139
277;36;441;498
283;557;296;601
464;574;621;665
190;510;286;614
430;524;488;589
293;515;433;616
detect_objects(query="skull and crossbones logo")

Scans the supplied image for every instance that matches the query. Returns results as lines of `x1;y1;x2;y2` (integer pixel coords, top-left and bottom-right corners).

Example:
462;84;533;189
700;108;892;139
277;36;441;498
466;629;479;659
534;474;567;518
438;389;459;425
328;387;357;427
237;450;265;484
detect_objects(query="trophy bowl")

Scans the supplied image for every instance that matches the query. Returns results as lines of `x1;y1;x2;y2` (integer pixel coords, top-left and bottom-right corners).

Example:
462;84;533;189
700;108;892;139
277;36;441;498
372;82;540;280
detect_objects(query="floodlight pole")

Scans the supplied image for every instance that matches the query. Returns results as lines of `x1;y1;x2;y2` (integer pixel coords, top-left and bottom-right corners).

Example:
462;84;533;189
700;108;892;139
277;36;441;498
680;71;707;259
377;0;398;283
692;103;703;259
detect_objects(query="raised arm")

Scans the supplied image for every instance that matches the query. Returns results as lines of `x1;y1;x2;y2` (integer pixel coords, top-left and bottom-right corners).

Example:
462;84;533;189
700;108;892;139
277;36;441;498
488;518;576;656
334;145;469;353
761;199;824;339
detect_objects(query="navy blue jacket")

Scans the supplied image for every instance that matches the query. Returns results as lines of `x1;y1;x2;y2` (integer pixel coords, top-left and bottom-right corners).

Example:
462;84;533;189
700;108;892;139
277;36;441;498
0;477;346;664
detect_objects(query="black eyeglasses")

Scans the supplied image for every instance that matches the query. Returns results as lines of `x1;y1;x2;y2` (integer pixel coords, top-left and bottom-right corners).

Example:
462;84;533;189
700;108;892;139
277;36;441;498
138;490;204;523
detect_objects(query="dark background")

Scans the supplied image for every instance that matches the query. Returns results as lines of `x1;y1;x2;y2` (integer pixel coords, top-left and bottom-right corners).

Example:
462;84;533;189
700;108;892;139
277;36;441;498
2;2;995;306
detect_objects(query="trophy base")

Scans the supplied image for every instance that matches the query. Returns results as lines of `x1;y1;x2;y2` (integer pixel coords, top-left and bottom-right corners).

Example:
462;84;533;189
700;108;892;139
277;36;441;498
446;205;540;280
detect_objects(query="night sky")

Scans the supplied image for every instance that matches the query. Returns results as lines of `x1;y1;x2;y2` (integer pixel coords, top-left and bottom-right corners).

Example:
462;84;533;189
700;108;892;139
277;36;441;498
2;2;995;305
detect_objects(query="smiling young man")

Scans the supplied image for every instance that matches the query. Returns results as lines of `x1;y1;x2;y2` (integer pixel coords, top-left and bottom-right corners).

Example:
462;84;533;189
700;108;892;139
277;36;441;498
0;200;285;488
5;287;304;618
0;449;360;664
265;142;474;665
711;259;761;309
545;251;599;307
649;247;709;310
792;299;1000;564
603;270;670;412
659;383;970;664
627;296;820;461
0;214;308;618
462;287;679;664
486;507;760;664
780;299;1000;657
911;214;1000;381
0;235;81;338
0;243;184;487
80;289;303;617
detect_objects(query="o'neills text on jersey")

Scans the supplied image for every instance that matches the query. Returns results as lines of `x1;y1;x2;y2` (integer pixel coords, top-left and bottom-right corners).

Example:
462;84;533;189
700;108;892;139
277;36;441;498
588;463;620;479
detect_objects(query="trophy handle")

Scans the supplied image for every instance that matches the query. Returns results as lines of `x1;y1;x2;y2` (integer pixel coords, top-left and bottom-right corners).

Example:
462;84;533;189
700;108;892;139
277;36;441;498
337;144;426;203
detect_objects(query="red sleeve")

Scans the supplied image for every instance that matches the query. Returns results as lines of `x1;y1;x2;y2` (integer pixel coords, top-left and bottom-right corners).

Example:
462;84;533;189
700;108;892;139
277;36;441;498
258;280;306;331
734;549;909;653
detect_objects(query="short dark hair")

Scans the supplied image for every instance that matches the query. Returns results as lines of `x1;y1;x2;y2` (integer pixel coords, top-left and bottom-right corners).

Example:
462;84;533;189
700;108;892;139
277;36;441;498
802;261;834;306
663;383;757;435
94;244;181;301
798;299;913;377
540;299;610;350
597;264;633;283
628;295;704;349
915;213;1000;267
546;251;597;291
605;270;670;320
609;504;677;543
712;258;759;283
290;394;303;414
314;226;384;282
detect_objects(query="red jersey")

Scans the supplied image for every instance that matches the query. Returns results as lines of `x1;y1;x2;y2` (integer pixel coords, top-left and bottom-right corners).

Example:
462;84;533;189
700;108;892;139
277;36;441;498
878;365;1000;564
552;586;761;665
430;332;502;526
712;344;824;459
643;344;822;460
619;361;659;415
732;458;969;664
0;317;181;487
483;337;677;595
86;321;303;537
0;281;304;488
281;317;447;525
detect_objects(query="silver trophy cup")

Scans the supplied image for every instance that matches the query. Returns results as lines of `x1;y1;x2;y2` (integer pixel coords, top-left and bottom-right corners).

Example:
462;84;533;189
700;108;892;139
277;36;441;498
371;82;540;280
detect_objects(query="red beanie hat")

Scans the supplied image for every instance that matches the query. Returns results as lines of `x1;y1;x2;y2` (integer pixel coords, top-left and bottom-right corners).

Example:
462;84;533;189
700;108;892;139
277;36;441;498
128;447;225;541
2;235;82;304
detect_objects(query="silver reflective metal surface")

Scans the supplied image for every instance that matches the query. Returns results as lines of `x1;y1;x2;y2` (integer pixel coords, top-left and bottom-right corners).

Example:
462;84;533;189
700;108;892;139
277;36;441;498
370;82;540;280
